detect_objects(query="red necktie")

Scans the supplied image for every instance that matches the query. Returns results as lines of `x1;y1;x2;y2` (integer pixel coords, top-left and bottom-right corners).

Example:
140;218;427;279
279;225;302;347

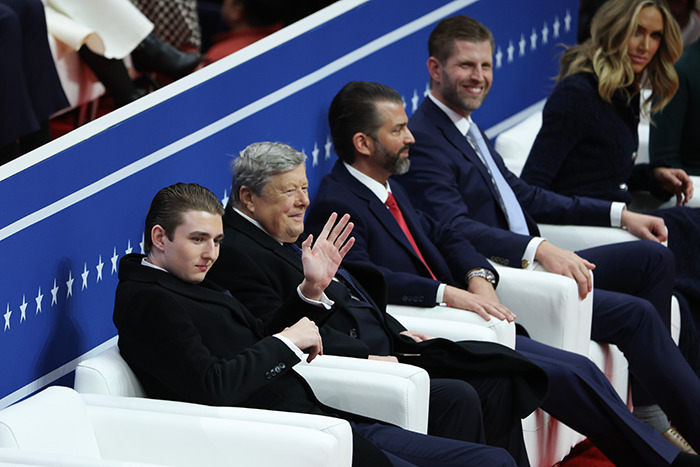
385;192;438;280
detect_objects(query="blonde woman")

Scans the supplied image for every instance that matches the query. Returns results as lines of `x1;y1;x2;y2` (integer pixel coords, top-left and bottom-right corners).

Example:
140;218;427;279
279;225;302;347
522;0;686;205
521;0;700;453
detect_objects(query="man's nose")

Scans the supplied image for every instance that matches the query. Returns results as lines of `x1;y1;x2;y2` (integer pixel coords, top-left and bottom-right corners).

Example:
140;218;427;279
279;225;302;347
405;128;415;145
297;189;309;206
203;240;216;259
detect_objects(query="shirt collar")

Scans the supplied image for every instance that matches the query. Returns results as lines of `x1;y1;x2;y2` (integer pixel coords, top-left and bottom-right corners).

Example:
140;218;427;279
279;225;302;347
343;161;392;204
427;92;474;136
142;257;168;273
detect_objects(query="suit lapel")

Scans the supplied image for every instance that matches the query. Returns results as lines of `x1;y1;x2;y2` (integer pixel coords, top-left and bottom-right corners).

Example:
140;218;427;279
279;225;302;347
333;163;425;264
425;99;510;221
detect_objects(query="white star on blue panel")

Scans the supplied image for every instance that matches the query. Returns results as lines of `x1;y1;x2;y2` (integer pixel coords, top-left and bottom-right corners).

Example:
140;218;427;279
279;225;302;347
111;247;119;274
324;136;333;160
19;295;27;323
66;270;74;298
35;287;43;314
81;263;90;290
51;279;59;306
96;256;104;282
4;304;11;331
312;142;320;167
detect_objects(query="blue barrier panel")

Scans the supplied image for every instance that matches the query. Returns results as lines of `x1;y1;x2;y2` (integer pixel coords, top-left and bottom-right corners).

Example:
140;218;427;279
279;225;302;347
0;0;577;406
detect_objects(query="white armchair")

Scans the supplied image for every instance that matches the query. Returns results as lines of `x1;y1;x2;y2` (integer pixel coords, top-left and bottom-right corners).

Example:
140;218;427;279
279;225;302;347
75;344;430;434
0;386;351;467
389;265;597;467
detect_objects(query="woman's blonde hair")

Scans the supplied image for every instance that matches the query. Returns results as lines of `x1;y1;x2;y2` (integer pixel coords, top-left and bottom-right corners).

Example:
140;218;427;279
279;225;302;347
558;0;683;115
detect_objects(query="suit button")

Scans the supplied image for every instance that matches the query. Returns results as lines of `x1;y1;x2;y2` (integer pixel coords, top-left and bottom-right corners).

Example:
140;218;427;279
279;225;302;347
418;296;424;303
349;328;358;338
265;371;271;379
619;183;628;191
402;295;408;302
279;363;286;370
521;259;530;269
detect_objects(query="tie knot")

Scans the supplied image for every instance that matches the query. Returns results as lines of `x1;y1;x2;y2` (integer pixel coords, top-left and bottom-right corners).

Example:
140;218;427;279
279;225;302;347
385;192;398;208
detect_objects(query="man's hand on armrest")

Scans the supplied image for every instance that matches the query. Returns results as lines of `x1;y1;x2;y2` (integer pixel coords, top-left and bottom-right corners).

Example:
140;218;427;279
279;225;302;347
443;283;515;322
534;240;595;299
620;209;667;243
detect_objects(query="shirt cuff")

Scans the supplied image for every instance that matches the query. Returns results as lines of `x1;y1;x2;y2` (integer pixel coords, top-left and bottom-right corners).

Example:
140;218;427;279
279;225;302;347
436;283;446;304
296;285;334;309
522;237;546;270
273;334;305;359
610;202;625;227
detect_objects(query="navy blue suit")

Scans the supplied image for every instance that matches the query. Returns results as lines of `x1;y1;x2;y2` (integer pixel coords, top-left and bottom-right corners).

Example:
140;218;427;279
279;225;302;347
394;97;700;451
305;161;685;465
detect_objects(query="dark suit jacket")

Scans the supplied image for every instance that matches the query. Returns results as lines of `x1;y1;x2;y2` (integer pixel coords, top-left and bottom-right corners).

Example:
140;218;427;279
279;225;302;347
305;161;494;307
209;207;548;418
114;253;325;414
395;97;613;268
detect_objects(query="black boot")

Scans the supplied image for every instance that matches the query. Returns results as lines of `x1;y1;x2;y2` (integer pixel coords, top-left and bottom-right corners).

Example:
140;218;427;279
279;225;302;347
79;46;144;108
131;33;201;80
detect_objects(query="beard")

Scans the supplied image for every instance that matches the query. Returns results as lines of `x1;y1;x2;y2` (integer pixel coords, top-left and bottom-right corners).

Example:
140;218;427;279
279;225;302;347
375;141;411;175
439;73;489;116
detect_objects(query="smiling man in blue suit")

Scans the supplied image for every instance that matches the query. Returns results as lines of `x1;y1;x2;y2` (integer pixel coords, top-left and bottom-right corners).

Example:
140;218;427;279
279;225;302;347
392;15;699;453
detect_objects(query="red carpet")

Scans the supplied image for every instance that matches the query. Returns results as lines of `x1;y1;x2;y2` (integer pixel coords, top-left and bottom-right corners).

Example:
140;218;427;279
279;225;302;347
559;440;615;467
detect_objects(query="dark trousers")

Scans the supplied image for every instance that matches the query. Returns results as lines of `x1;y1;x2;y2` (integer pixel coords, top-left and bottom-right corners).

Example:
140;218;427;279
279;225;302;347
428;379;485;443
578;240;700;452
352;422;516;467
516;336;678;467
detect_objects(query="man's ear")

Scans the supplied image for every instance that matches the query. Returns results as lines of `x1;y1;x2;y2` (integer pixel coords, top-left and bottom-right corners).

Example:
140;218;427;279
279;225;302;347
427;56;441;84
238;186;255;213
151;224;167;251
352;131;374;158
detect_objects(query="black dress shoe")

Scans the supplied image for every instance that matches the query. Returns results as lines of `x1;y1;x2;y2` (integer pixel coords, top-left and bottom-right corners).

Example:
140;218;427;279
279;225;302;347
131;33;201;80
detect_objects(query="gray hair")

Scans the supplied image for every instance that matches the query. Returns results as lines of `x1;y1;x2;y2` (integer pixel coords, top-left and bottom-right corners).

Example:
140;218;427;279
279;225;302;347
231;142;307;205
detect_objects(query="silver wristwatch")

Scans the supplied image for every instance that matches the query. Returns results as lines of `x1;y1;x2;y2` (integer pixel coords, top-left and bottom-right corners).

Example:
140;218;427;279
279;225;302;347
466;268;497;287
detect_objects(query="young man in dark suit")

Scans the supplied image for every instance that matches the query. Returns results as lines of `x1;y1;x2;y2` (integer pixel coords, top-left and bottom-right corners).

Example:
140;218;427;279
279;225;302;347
394;15;697;452
113;182;519;467
304;80;700;465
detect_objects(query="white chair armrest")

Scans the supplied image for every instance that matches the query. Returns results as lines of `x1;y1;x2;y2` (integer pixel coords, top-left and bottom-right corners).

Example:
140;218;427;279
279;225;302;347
75;347;146;397
87;405;348;467
80;393;351;464
387;304;515;348
0;387;350;467
0;447;157;466
538;223;641;251
294;355;430;434
493;264;593;356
